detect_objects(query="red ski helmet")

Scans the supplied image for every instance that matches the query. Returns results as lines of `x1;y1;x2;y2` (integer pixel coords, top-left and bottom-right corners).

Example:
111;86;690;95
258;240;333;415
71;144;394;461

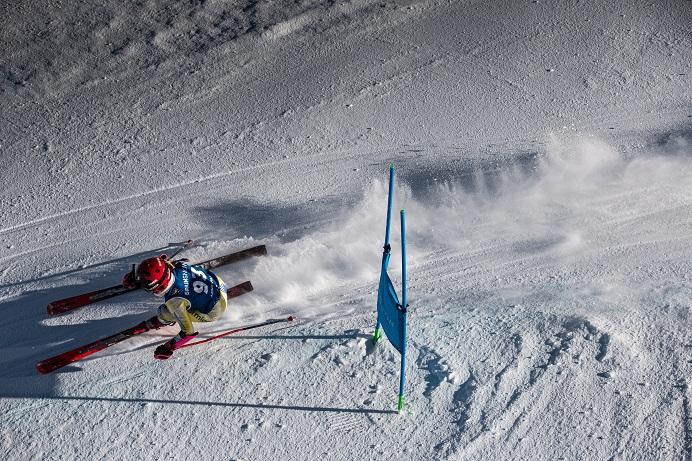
136;256;173;296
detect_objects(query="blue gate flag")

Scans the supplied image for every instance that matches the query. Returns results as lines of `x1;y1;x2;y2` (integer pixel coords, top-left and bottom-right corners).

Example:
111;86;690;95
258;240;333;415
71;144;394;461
372;164;410;412
377;270;405;354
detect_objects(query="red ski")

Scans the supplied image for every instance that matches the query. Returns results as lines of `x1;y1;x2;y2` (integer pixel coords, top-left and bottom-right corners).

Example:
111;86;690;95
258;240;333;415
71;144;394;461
47;285;138;315
47;244;267;315
37;281;255;374
36;320;150;374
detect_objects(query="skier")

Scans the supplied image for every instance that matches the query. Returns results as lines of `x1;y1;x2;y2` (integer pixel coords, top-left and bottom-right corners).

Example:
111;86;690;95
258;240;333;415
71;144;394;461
122;255;228;360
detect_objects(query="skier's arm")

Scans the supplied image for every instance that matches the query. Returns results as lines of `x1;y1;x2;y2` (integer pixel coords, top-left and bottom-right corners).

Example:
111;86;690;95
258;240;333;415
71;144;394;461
154;297;198;360
162;297;196;335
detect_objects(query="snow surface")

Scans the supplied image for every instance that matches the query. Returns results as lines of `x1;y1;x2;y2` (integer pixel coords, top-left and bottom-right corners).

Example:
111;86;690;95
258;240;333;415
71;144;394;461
1;0;691;459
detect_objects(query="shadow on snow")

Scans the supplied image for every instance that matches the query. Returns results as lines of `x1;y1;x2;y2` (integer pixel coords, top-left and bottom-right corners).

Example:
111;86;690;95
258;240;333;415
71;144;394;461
3;395;398;415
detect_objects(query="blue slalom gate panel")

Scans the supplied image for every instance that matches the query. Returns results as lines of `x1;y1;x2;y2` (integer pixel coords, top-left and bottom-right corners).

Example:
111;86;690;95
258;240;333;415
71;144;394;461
373;164;410;411
377;270;405;354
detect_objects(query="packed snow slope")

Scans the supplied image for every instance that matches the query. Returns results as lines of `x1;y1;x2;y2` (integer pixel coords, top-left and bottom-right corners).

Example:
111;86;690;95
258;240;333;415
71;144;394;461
1;0;691;459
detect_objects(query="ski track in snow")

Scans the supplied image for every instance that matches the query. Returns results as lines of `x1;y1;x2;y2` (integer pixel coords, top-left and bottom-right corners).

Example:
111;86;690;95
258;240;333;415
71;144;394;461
0;145;367;239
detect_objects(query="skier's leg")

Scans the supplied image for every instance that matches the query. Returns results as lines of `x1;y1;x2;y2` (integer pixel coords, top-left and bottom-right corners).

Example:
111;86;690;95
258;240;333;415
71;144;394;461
203;290;228;321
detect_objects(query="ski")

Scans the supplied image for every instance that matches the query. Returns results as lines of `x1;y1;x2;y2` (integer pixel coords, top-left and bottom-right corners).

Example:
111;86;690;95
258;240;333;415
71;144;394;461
47;244;267;315
179;316;296;349
47;285;138;316
224;280;254;298
37;281;256;374
197;244;267;270
46;239;195;315
36;320;150;374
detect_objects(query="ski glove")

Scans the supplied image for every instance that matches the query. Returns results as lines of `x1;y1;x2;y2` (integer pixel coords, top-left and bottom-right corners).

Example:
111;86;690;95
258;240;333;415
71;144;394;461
154;331;198;360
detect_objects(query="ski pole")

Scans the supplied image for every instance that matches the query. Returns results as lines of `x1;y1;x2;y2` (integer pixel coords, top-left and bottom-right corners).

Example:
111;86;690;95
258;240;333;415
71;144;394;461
168;239;194;260
180;316;296;348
